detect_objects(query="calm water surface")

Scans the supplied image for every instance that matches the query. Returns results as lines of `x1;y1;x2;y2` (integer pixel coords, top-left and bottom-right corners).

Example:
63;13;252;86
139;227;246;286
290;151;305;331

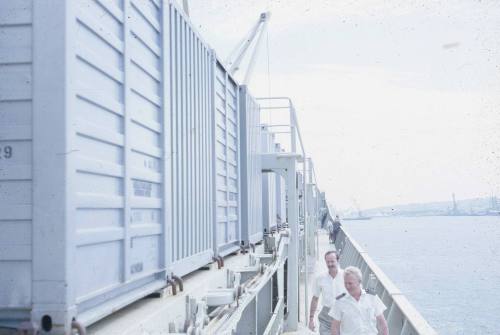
343;216;500;335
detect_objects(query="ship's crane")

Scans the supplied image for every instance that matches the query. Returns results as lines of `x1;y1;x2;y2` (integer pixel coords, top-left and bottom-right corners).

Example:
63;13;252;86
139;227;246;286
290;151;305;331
181;0;190;16
180;0;270;85
225;12;271;85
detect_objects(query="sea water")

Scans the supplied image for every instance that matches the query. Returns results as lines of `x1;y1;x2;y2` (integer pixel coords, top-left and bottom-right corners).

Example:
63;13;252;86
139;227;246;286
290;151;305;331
343;216;500;335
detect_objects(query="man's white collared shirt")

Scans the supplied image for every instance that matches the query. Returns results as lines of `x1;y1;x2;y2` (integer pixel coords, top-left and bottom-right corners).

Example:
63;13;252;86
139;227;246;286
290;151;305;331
311;269;346;309
328;290;386;335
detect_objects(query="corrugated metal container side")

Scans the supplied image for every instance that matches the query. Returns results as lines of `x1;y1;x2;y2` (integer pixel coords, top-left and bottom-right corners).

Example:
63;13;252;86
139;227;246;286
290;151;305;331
239;86;262;245
73;0;169;325
275;144;287;225
0;0;171;332
168;3;214;276
260;125;277;233
212;60;241;257
0;0;33;328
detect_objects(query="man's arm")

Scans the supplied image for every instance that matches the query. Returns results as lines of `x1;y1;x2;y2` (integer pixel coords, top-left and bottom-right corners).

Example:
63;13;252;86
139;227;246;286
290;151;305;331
308;296;319;330
331;319;341;335
376;314;389;335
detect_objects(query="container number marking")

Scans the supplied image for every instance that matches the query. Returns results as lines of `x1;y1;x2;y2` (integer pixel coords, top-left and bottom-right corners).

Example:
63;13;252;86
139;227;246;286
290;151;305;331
134;180;152;197
0;146;13;159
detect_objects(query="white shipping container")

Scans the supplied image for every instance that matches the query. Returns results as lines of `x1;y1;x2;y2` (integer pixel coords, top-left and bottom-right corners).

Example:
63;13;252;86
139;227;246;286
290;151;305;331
0;1;171;332
168;3;215;277
239;86;262;245
212;61;241;257
0;0;248;332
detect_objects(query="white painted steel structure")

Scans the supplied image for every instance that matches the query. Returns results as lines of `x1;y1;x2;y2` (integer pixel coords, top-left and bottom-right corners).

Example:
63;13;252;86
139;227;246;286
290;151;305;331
225;12;271;85
261;125;278;233
197;232;290;335
256;97;312;331
305;158;321;259
274;144;287;227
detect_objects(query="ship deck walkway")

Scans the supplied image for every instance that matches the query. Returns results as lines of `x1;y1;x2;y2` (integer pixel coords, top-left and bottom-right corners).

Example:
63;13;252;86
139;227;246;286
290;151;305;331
88;228;435;334
88;230;333;334
88;247;261;334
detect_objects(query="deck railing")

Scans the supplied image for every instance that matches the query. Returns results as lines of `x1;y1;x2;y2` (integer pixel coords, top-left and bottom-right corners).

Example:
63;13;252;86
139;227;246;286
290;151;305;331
335;228;437;335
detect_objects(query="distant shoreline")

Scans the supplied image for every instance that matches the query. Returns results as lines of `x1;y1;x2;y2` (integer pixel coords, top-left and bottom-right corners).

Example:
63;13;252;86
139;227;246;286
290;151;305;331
345;196;500;219
363;214;500;218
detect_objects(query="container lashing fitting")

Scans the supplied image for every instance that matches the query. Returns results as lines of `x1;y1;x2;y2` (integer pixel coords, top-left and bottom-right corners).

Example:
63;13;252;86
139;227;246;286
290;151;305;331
240;241;248;254
71;319;87;335
171;274;184;292
213;256;222;269
167;278;177;295
217;256;224;268
17;321;38;335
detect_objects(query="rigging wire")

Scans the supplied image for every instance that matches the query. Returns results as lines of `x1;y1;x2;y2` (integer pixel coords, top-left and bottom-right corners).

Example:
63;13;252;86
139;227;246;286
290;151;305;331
266;23;272;125
266;29;271;98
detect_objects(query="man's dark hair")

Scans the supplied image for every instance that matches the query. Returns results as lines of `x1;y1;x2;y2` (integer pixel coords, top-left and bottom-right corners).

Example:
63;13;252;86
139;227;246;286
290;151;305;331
324;250;340;261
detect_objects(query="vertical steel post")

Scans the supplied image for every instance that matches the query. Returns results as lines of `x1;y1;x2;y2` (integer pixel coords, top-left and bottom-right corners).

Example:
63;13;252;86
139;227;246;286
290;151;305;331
303;158;309;326
285;159;298;330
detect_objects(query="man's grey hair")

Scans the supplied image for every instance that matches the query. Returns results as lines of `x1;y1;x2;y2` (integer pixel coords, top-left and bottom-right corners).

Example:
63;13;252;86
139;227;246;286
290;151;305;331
344;266;363;282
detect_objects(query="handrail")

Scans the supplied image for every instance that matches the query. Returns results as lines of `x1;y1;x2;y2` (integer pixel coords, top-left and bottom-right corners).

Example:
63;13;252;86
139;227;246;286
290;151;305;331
256;96;306;157
335;228;437;335
256;96;310;325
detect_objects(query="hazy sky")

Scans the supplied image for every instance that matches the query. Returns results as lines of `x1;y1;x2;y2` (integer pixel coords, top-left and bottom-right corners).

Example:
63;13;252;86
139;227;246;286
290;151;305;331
188;0;500;209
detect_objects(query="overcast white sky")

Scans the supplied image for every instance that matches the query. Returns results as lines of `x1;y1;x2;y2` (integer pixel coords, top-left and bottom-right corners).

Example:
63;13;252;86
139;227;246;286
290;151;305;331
188;0;500;210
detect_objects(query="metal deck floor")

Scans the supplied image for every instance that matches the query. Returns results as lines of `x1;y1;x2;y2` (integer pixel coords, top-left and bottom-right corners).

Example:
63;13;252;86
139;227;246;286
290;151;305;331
88;231;335;334
88;249;257;334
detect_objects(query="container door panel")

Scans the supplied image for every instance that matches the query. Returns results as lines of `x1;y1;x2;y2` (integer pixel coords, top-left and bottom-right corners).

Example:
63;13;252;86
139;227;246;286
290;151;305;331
169;4;214;275
239;88;262;245
214;62;240;256
72;0;165;314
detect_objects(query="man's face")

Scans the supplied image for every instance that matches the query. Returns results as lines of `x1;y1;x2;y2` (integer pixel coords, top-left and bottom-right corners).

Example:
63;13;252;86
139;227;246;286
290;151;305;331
344;273;361;295
325;253;338;271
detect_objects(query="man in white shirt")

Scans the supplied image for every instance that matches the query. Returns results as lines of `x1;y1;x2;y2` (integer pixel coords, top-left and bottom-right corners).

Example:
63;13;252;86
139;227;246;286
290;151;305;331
308;250;347;334
329;266;389;335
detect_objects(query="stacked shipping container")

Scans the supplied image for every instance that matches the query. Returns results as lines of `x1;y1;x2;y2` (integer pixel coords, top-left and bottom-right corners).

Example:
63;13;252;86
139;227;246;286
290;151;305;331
238;86;262;246
0;1;261;333
0;0;34;329
212;61;241;257
168;3;214;277
0;0;172;331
